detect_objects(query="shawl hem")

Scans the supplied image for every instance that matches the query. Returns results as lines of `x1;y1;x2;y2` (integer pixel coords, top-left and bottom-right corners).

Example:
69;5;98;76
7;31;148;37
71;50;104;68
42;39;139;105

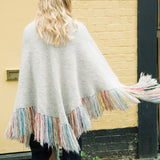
4;72;160;160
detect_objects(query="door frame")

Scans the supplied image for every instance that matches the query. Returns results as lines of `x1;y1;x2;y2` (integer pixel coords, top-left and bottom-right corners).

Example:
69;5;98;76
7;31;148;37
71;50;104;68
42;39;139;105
138;0;158;158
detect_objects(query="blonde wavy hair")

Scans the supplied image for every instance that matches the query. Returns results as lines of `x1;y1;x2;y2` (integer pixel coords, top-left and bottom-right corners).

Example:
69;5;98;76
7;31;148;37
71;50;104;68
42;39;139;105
35;0;78;47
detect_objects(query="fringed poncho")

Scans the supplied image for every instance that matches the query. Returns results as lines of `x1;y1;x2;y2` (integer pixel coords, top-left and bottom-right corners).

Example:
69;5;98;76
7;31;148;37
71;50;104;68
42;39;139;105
5;18;160;160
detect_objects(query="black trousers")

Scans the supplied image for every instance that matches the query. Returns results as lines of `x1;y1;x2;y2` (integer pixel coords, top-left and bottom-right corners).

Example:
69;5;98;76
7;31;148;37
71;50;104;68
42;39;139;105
29;133;82;160
61;136;82;160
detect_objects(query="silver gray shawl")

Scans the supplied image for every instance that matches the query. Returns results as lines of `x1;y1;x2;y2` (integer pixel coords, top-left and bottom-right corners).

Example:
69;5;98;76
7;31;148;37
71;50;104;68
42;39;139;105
5;19;160;160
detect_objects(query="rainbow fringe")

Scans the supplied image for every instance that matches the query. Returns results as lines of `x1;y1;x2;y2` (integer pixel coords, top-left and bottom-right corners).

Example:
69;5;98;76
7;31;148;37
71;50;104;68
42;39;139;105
119;72;160;103
4;72;160;160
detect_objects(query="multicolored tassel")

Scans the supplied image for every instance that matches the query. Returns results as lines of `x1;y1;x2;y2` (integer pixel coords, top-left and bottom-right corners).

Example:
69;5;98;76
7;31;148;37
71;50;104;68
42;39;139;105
119;72;160;103
5;73;160;159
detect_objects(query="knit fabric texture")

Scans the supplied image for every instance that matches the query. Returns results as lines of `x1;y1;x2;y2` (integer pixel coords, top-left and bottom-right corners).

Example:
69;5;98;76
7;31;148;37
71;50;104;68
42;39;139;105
5;18;160;160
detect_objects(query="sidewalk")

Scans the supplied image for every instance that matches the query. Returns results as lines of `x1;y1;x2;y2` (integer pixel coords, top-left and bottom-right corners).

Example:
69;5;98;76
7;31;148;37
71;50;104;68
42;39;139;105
101;153;160;160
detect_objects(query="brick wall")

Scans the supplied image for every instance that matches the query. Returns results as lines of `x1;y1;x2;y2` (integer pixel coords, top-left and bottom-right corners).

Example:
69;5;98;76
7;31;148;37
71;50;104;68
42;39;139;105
0;0;138;153
72;0;138;130
81;127;138;159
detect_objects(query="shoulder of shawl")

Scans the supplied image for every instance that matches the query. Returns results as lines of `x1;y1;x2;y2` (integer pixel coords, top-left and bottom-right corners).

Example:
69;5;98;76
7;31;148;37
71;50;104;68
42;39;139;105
74;21;92;43
24;20;35;32
76;21;89;33
21;20;36;45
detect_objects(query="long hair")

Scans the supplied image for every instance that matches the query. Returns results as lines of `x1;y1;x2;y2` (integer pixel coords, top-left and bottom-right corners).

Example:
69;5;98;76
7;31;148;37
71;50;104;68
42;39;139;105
35;0;78;47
